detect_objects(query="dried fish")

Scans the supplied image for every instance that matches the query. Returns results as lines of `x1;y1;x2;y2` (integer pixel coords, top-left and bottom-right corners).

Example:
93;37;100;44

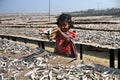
27;63;35;69
9;77;16;80
24;71;33;77
48;70;52;80
0;39;119;80
0;74;4;80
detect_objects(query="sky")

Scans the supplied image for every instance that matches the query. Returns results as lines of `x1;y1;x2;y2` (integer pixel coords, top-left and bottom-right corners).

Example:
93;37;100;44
0;0;120;14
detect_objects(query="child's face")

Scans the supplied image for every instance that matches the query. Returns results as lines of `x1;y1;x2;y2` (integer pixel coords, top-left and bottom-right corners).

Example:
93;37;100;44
58;20;69;32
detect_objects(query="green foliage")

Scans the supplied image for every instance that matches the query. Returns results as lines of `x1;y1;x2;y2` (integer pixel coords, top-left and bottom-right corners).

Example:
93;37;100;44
67;8;120;16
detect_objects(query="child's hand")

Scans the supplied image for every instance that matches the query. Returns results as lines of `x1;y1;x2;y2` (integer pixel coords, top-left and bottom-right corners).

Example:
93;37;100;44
49;27;59;40
52;26;61;33
49;33;56;40
39;28;45;35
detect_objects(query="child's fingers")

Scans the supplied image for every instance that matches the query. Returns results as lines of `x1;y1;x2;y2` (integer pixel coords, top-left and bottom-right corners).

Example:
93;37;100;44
52;26;60;33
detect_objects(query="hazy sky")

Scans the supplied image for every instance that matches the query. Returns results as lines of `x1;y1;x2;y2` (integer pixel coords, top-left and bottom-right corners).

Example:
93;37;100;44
0;0;120;14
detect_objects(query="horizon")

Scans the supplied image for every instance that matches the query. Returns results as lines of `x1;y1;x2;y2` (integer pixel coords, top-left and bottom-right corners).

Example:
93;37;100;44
0;7;119;15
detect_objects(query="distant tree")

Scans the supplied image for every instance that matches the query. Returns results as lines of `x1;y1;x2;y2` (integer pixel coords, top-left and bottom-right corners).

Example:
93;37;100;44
66;8;120;16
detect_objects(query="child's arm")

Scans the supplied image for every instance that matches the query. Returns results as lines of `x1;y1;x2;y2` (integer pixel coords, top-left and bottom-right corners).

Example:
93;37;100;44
58;30;70;42
49;32;56;40
51;27;70;42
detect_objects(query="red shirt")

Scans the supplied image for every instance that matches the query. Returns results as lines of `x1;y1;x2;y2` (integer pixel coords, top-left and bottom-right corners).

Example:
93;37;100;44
54;31;76;55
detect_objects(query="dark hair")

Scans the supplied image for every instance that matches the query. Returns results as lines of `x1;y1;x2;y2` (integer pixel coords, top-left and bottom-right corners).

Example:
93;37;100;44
56;13;74;29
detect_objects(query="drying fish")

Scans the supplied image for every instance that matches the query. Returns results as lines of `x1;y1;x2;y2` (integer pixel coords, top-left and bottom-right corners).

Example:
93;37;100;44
24;71;34;77
0;73;4;80
27;63;35;69
43;28;53;35
0;39;119;80
48;70;52;80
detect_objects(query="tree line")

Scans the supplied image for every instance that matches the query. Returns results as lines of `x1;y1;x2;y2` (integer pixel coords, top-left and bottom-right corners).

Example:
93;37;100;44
67;8;120;16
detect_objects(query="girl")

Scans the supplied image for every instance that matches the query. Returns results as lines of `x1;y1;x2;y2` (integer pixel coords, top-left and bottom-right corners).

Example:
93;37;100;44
50;13;78;58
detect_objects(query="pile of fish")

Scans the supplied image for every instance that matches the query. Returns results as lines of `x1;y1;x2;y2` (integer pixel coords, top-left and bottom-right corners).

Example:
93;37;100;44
76;24;120;30
75;30;120;48
0;39;120;80
0;27;120;48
